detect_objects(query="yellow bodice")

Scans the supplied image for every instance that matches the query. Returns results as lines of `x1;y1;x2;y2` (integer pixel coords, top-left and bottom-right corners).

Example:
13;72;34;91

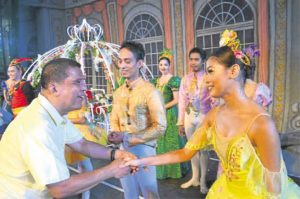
185;122;300;198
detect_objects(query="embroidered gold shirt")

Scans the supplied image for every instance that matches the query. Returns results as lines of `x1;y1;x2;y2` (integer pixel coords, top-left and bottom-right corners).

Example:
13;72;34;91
110;78;166;147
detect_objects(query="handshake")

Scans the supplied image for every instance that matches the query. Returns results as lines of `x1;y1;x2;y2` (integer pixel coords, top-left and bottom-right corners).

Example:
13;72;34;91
106;147;146;179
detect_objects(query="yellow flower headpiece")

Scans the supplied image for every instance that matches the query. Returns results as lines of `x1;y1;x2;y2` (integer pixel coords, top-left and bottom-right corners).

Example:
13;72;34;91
219;29;250;66
159;48;173;61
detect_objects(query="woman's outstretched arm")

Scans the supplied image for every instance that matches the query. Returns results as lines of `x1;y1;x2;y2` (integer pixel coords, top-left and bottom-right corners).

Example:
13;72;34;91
125;148;196;167
125;108;218;167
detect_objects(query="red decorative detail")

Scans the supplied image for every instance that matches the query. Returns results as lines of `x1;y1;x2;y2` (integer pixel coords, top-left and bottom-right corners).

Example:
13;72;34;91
91;103;107;115
74;7;82;17
82;4;93;16
85;90;93;101
92;103;99;114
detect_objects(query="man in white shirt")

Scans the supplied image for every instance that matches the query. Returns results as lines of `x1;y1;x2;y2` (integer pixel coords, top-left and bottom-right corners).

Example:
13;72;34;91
0;58;134;198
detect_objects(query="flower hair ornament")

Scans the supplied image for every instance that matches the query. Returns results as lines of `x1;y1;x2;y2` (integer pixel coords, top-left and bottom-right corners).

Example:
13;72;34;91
219;29;259;66
159;48;173;61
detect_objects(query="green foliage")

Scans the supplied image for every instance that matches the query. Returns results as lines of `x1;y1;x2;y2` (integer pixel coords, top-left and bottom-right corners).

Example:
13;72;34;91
67;50;76;60
31;69;41;89
92;48;97;57
67;45;80;60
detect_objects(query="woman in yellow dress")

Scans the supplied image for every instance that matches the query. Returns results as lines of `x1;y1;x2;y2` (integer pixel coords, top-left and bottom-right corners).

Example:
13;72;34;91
125;45;300;198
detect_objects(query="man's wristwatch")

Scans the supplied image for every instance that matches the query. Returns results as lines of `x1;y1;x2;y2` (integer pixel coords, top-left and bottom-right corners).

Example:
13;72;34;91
110;148;116;161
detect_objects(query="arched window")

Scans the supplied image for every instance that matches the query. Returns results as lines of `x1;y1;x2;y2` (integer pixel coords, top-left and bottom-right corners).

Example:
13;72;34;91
195;0;255;54
79;17;107;91
83;50;107;92
125;14;163;77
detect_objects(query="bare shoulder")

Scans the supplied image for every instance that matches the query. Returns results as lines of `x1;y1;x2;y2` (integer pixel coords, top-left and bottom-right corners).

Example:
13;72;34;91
248;108;279;147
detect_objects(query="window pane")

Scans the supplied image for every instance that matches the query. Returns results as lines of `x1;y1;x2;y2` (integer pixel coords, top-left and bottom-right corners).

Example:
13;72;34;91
142;21;147;28
197;36;204;48
215;4;222;14
205;35;211;48
226;17;235;25
201;5;210;16
207;11;215;21
153;64;158;76
196;16;204;30
237;31;244;43
155;25;162;36
204;20;210;28
245;29;254;43
230;5;239;16
150;29;156;37
223;2;231;13
152;54;157;64
210;0;219;7
236;13;243;23
235;0;247;9
157;42;163;52
132;27;138;35
146;55;151;64
151;43;157;52
244;6;254;21
149;16;156;25
212;34;220;47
